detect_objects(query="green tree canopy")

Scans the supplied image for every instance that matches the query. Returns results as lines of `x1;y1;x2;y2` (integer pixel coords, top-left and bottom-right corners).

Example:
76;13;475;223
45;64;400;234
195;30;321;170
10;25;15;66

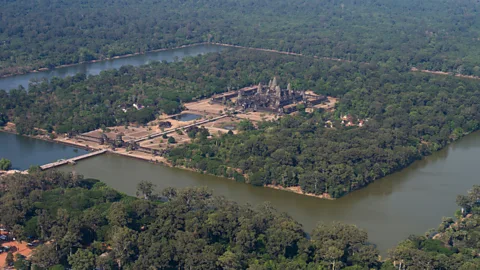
0;158;12;170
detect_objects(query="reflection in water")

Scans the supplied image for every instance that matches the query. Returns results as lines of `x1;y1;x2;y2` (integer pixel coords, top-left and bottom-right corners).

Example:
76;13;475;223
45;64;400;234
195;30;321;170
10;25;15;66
0;44;227;91
0;132;88;170
58;131;480;253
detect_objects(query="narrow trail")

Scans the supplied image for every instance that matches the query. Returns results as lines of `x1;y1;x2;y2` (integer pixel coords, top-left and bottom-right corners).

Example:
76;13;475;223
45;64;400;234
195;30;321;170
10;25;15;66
214;43;480;81
411;67;480;81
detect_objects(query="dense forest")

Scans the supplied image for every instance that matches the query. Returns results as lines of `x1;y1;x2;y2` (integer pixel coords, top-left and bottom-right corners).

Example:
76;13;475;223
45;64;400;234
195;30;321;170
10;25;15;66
166;51;480;196
0;171;381;269
2;49;480;197
0;172;479;269
1;0;480;76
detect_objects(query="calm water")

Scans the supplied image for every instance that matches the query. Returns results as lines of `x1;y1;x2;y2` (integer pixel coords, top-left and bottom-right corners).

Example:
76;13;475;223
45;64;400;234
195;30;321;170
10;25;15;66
0;44;226;91
1;43;479;253
56;131;480;253
0;132;88;170
175;113;202;122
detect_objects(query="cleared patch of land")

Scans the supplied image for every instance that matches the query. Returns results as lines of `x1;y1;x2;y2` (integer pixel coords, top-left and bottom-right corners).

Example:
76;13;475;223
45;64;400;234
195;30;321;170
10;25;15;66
184;99;229;115
0;241;34;268
236;111;278;122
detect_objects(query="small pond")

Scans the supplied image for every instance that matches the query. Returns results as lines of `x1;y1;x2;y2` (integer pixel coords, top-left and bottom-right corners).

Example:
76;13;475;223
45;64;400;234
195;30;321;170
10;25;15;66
222;125;236;130
174;113;202;122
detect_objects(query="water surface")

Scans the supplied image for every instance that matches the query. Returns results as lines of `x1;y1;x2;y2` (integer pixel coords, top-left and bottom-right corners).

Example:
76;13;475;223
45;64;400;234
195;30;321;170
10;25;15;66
174;113;202;122
57;131;480;253
1;40;478;252
0;132;88;170
0;44;226;91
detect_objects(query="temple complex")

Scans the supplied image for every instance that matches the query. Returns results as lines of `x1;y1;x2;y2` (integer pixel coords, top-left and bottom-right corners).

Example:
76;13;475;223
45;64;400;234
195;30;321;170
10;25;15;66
210;77;326;114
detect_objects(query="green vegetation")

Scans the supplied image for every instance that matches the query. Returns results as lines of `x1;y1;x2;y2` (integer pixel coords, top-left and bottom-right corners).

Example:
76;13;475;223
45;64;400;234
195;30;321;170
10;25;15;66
1;172;479;269
389;186;480;269
5;252;13;267
0;158;12;170
1;0;480;77
0;112;7;126
2;49;480;197
167;136;176;144
0;171;380;269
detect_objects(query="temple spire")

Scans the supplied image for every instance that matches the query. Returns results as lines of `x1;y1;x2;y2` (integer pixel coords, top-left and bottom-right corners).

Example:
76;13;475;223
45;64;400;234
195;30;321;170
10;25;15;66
257;82;263;94
275;85;281;97
271;77;278;90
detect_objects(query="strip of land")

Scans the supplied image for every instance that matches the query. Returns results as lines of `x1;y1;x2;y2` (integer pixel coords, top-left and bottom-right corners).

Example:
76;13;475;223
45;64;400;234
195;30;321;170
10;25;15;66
0;83;339;198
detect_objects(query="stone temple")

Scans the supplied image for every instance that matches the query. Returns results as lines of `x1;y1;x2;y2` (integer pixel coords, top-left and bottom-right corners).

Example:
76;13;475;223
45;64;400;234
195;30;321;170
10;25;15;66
210;77;326;114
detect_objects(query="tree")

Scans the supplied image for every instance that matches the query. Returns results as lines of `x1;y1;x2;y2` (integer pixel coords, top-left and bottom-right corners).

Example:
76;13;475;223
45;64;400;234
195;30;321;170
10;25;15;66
68;249;96;270
28;165;41;174
96;254;116;270
13;254;30;270
110;227;137;269
217;251;242;269
136;180;156;200
168;136;176;144
0;158;12;170
237;120;255;131
5;251;14;266
107;202;129;227
0;113;8;126
456;185;480;215
31;244;60;268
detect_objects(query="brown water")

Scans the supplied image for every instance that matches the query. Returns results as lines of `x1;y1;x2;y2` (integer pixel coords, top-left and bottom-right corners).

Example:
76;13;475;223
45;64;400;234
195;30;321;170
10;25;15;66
58;131;480;253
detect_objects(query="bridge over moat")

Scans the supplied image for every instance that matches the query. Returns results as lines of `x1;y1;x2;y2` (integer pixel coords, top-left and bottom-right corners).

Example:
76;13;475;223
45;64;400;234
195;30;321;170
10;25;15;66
40;149;108;170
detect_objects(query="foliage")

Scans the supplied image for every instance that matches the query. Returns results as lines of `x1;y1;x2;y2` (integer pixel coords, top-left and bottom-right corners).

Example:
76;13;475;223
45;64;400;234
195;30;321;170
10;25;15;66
167;136;176;144
0;113;7;126
0;172;380;269
1;172;479;269
389;185;480;269
68;248;96;270
2;0;480;76
163;52;480;197
0;158;12;170
4;49;480;197
5;251;14;266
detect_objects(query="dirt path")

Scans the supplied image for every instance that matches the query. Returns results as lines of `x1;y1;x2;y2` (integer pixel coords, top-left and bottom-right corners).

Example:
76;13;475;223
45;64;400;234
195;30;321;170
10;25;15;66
411;67;480;81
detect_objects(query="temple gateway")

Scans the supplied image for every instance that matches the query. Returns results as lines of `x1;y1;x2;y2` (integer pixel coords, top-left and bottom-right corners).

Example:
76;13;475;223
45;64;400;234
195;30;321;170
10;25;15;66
210;77;326;114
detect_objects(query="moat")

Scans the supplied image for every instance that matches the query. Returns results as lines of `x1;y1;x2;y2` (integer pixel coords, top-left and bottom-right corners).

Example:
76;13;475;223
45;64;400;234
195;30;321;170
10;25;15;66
0;44;227;91
0;130;477;253
1;44;478;254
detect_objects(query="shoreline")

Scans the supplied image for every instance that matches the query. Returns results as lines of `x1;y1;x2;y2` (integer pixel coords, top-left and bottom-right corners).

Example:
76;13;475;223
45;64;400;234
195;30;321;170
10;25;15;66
3;42;477;82
2;126;477;200
265;184;334;200
0;42;369;79
0;42;212;79
0;128;94;151
0;128;335;199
